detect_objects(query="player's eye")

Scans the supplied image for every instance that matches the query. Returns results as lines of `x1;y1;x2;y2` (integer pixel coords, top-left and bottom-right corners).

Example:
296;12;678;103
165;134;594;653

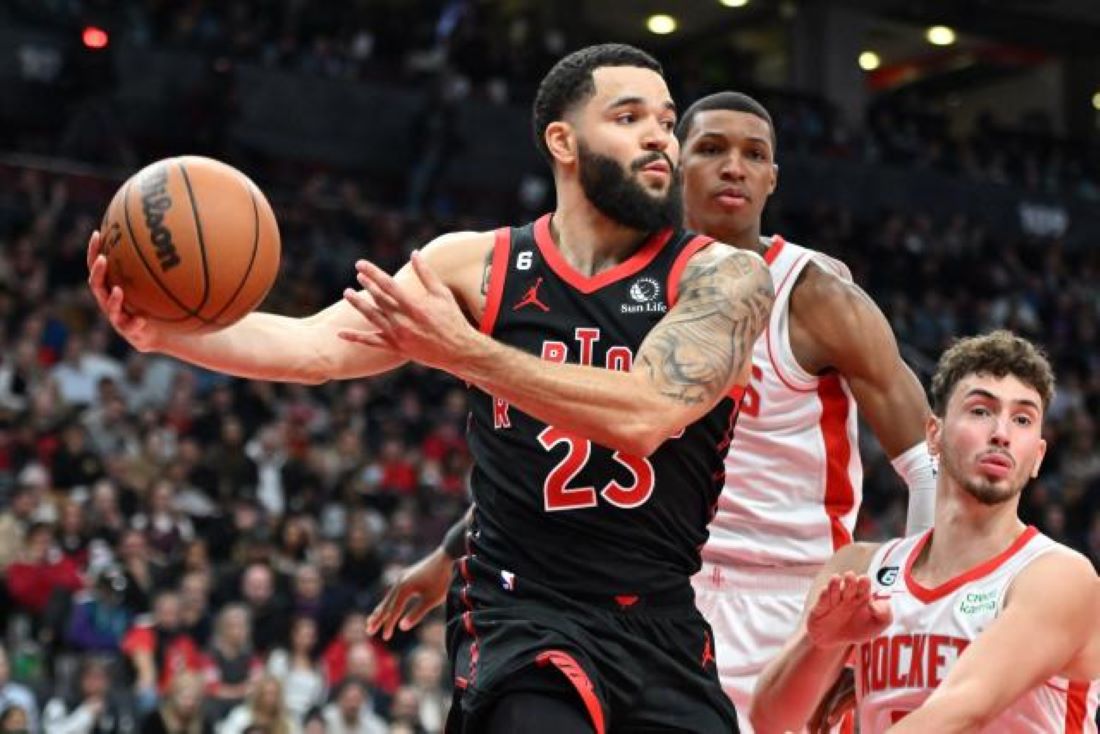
616;113;636;124
1013;415;1033;426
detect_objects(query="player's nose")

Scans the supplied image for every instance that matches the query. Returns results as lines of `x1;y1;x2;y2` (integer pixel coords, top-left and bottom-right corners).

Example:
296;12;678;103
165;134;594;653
640;120;672;153
720;151;746;181
989;415;1012;446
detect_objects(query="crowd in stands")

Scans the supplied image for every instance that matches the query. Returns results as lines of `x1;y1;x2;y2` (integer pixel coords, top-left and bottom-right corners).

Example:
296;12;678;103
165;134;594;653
0;156;1097;732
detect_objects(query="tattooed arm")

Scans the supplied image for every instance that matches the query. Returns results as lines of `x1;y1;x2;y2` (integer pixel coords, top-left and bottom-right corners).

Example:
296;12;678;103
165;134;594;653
455;244;773;456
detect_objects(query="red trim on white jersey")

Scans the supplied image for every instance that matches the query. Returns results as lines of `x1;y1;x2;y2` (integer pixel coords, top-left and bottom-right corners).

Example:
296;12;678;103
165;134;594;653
904;525;1039;604
479;228;512;335
819;374;856;550
533;214;673;294
764;251;816;393
1066;680;1090;733
763;235;785;265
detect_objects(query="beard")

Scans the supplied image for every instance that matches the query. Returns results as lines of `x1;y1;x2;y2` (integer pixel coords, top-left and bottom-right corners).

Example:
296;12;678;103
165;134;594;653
942;445;1027;506
578;142;681;232
960;477;1023;506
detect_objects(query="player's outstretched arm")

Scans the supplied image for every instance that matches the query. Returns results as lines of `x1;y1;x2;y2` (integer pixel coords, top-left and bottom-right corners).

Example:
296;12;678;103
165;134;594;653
342;243;772;456
88;230;490;384
791;264;935;533
751;543;885;734
886;551;1100;733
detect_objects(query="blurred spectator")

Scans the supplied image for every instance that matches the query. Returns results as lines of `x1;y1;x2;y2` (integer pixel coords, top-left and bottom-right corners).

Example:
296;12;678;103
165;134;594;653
139;673;211;734
385;687;422;734
234;565;288;657
0;478;43;571
41;658;136;734
131;481;195;563
321;616;398;698
6;523;84;616
121;592;205;713
266;617;326;723
178;572;214;649
0;706;30;734
0;649;38;734
402;647;446;734
49;336;123;409
85;482;127;552
217;677;297;734
66;566;133;653
116;531;166;616
319;681;384;734
57;500;90;569
203;606;262;721
50;424;105;495
299;709;324;734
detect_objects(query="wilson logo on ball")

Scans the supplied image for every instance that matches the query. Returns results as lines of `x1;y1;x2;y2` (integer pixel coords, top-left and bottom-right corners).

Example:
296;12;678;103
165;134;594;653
140;166;182;272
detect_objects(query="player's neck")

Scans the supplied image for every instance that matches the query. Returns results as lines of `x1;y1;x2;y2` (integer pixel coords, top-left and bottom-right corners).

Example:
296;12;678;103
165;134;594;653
685;215;767;256
915;482;1028;585
550;194;653;276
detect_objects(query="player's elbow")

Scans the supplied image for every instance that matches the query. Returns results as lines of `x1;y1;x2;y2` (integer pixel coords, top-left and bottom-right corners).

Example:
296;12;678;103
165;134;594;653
618;413;679;457
748;683;795;734
748;705;798;734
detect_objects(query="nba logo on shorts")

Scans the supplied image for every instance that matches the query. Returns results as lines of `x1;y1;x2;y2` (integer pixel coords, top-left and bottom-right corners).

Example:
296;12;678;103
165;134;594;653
500;570;516;592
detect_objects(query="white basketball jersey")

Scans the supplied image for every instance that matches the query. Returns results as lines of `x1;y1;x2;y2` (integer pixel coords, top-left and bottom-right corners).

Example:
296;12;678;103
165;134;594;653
858;527;1099;732
704;236;862;567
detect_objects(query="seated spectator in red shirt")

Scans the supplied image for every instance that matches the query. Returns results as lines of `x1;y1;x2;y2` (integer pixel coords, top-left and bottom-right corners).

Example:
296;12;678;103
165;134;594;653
321;612;399;696
121;591;205;712
5;522;83;615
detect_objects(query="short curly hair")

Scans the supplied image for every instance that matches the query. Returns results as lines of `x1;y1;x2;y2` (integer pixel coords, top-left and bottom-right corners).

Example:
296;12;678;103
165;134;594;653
930;330;1055;416
532;44;663;163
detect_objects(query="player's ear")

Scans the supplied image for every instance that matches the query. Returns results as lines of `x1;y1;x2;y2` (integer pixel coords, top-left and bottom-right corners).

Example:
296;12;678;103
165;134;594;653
545;122;577;166
769;162;778;195
1030;438;1047;478
926;415;943;458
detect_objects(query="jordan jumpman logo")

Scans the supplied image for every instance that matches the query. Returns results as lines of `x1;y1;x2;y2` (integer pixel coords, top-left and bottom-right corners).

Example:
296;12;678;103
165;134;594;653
513;277;550;312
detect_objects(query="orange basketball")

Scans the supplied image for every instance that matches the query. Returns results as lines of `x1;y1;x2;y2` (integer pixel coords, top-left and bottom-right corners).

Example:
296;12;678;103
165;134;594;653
99;156;281;333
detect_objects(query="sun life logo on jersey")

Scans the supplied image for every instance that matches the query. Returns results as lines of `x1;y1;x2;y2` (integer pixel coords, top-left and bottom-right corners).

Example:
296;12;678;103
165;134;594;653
622;276;666;314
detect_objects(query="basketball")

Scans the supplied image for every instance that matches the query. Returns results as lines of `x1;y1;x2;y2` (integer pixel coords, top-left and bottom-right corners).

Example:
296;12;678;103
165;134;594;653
99;156;281;332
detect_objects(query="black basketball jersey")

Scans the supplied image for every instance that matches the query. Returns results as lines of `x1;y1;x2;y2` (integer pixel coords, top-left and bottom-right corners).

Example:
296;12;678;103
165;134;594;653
466;214;743;597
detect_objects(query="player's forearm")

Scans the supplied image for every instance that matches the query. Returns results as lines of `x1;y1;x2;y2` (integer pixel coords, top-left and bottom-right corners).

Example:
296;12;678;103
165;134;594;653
458;332;675;456
154;310;401;384
751;633;851;734
150;312;333;383
886;687;989;733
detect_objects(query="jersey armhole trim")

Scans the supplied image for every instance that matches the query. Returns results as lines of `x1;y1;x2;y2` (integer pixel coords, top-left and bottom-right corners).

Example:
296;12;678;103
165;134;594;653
479;228;512;335
766;252;820;392
665;234;714;307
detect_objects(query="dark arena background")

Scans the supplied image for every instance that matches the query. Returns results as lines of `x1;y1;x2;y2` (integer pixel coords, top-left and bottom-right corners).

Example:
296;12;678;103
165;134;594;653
0;0;1098;731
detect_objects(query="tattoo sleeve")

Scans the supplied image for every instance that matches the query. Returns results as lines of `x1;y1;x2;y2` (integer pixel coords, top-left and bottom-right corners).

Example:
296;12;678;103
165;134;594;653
638;248;773;406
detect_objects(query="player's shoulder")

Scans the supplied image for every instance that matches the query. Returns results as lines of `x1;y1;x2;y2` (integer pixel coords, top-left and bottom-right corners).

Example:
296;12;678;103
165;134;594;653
1013;540;1098;587
824;541;882;576
423;229;495;255
789;253;884;345
682;240;771;292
